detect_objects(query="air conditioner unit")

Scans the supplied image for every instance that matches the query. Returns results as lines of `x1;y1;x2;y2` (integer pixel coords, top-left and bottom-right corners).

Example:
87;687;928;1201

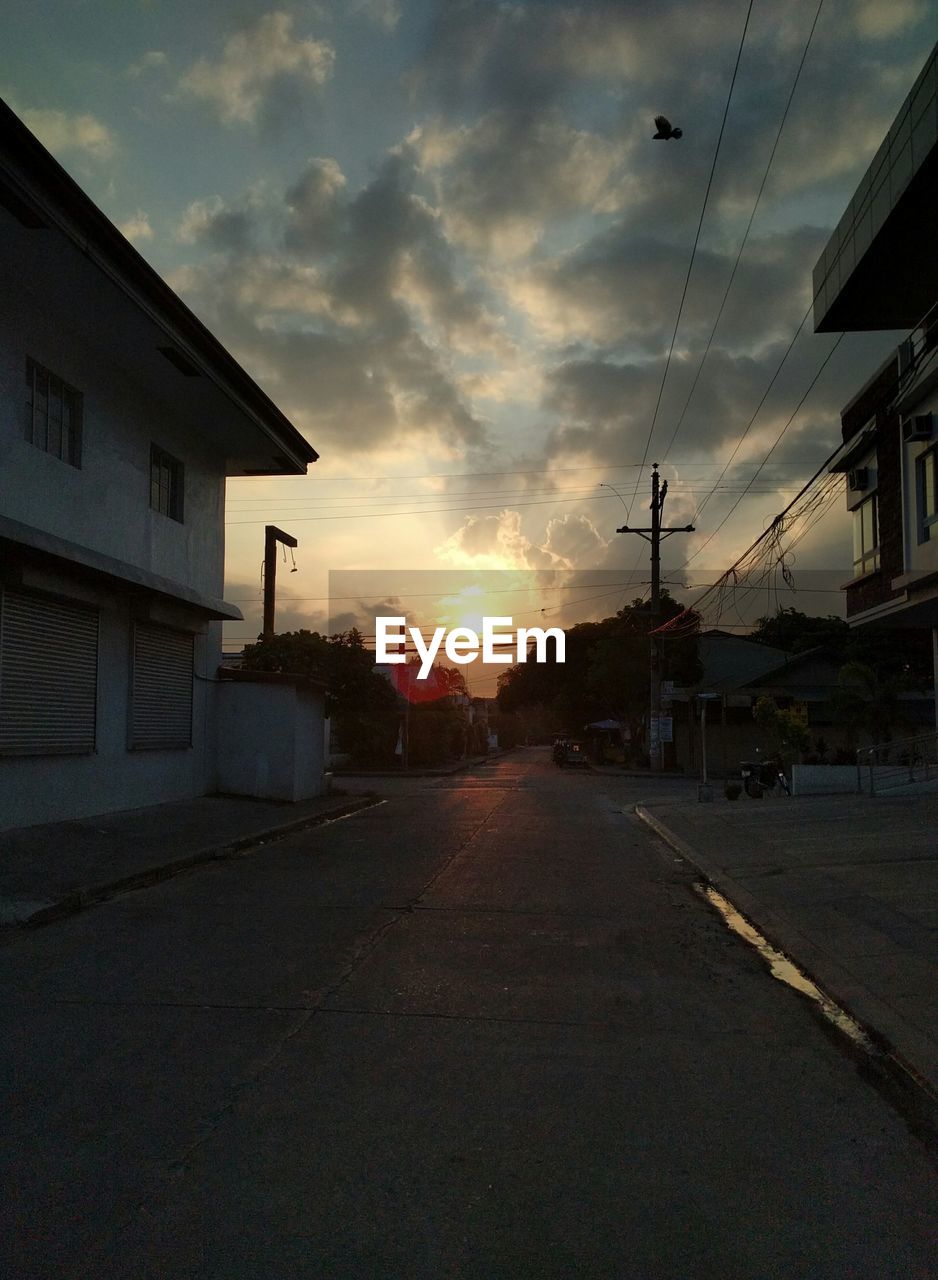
847;467;869;492
902;413;935;443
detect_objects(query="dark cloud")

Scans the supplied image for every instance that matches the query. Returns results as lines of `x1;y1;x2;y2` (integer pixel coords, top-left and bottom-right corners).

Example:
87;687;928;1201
172;148;494;456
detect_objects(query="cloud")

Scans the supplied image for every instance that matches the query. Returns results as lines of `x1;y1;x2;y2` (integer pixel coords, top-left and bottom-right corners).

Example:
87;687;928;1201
506;224;824;354
351;0;401;31
169;149;494;457
851;0;929;38
285;157;347;252
18;107;116;161
124;50;169;79
436;510;563;571
411;111;635;258
435;508;607;573
178;12;334;126
118;210;154;242
177;194;258;252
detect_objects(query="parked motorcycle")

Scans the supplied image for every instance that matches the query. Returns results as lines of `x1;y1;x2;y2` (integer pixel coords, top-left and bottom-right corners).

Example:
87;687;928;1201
739;751;791;798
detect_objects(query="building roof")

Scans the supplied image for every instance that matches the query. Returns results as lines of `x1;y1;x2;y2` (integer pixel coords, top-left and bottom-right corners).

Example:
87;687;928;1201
813;44;938;332
693;630;792;693
0;98;317;476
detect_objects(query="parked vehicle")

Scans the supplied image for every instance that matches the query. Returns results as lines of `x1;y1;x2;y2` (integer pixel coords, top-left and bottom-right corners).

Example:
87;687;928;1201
739;751;791;797
556;739;589;767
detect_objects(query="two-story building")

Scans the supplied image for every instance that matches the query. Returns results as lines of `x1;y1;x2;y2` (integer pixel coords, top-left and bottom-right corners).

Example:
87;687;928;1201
0;100;320;829
815;45;938;721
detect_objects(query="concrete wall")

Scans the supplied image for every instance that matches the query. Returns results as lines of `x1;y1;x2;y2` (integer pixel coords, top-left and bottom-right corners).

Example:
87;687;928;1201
791;765;861;796
216;682;326;802
0;575;220;829
0;292;226;601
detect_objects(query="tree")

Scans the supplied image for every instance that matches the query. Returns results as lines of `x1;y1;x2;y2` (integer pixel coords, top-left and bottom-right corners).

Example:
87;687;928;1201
496;591;701;755
751;608;932;684
831;661;914;749
753;695;810;762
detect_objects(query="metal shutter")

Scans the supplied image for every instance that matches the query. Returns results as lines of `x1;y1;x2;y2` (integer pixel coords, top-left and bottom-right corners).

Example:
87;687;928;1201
0;590;98;755
131;623;193;749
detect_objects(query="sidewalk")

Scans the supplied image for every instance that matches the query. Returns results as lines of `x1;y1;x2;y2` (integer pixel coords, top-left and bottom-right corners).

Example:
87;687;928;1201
636;791;938;1095
0;790;382;928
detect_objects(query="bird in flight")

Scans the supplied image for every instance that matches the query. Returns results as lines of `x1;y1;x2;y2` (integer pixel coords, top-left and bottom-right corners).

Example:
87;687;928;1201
653;115;683;140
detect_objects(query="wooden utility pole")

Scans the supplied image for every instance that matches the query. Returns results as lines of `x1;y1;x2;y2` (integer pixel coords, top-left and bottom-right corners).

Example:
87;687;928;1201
616;465;694;771
262;525;298;638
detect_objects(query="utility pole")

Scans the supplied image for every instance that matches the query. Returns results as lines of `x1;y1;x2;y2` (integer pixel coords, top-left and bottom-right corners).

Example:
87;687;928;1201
262;525;298;638
616;465;694;771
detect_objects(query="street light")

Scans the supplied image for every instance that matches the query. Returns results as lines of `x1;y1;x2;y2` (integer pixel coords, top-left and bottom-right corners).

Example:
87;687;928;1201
698;692;719;803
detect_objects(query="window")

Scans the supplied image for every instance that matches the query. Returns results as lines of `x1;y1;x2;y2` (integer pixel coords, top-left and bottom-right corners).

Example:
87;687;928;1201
25;358;82;466
0;590;98;755
130;623;193;749
150;445;184;522
917;448;938;543
852;493;880;576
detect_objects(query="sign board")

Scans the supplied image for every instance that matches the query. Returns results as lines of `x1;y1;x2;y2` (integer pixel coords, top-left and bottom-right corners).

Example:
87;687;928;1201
661;681;674;700
651;715;673;744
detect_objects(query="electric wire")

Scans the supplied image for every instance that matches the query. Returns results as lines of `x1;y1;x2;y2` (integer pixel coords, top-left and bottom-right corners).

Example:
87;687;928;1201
659;0;826;463
623;0;755;525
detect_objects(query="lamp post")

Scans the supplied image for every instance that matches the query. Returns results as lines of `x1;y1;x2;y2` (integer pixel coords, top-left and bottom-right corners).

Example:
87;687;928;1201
698;693;719;802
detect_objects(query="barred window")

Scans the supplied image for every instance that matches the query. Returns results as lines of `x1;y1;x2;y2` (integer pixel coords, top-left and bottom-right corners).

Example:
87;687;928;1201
25;358;82;467
150;444;184;522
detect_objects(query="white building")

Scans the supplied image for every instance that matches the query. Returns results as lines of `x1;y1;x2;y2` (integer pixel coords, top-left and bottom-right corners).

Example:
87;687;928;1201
0;100;321;829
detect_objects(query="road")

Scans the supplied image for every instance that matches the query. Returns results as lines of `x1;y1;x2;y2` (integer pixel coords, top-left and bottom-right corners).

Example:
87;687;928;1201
2;748;936;1278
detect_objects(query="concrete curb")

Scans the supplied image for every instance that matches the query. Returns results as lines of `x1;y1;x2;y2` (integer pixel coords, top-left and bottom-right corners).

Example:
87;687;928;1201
634;803;938;1109
19;796;384;930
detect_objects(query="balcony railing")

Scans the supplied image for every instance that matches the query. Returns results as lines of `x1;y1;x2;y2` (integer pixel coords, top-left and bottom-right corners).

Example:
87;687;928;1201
856;728;938;795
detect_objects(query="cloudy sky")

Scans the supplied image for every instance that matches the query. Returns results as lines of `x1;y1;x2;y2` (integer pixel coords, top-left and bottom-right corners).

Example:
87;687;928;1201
3;1;934;676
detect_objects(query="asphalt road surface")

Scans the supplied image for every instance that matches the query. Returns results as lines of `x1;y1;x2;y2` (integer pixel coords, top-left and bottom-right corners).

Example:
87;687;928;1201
2;748;936;1278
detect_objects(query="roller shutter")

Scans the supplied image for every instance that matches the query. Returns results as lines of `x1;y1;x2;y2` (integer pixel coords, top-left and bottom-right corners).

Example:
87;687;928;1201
0;589;98;755
131;623;194;749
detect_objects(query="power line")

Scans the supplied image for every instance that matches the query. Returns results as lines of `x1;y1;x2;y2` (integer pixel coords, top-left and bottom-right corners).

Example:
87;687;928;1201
660;0;826;463
224;483;803;526
624;0;755;523
682;330;844;569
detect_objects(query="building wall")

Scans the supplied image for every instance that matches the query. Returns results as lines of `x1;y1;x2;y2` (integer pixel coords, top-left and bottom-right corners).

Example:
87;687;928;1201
216;681;326;801
0;292;227;601
0;576;219;829
901;384;938;579
841;356;906;619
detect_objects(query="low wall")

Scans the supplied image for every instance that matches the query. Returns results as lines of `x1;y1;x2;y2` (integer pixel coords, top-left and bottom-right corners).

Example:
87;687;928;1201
216;680;326;801
790;763;919;796
791;765;860;796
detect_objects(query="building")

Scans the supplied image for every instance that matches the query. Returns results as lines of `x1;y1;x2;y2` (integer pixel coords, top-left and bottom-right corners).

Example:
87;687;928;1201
0;100;321;828
815;45;938;717
671;631;857;776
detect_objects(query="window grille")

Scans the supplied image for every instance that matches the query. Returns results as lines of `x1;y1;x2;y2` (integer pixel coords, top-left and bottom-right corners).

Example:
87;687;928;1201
25;358;82;467
150;445;184;522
